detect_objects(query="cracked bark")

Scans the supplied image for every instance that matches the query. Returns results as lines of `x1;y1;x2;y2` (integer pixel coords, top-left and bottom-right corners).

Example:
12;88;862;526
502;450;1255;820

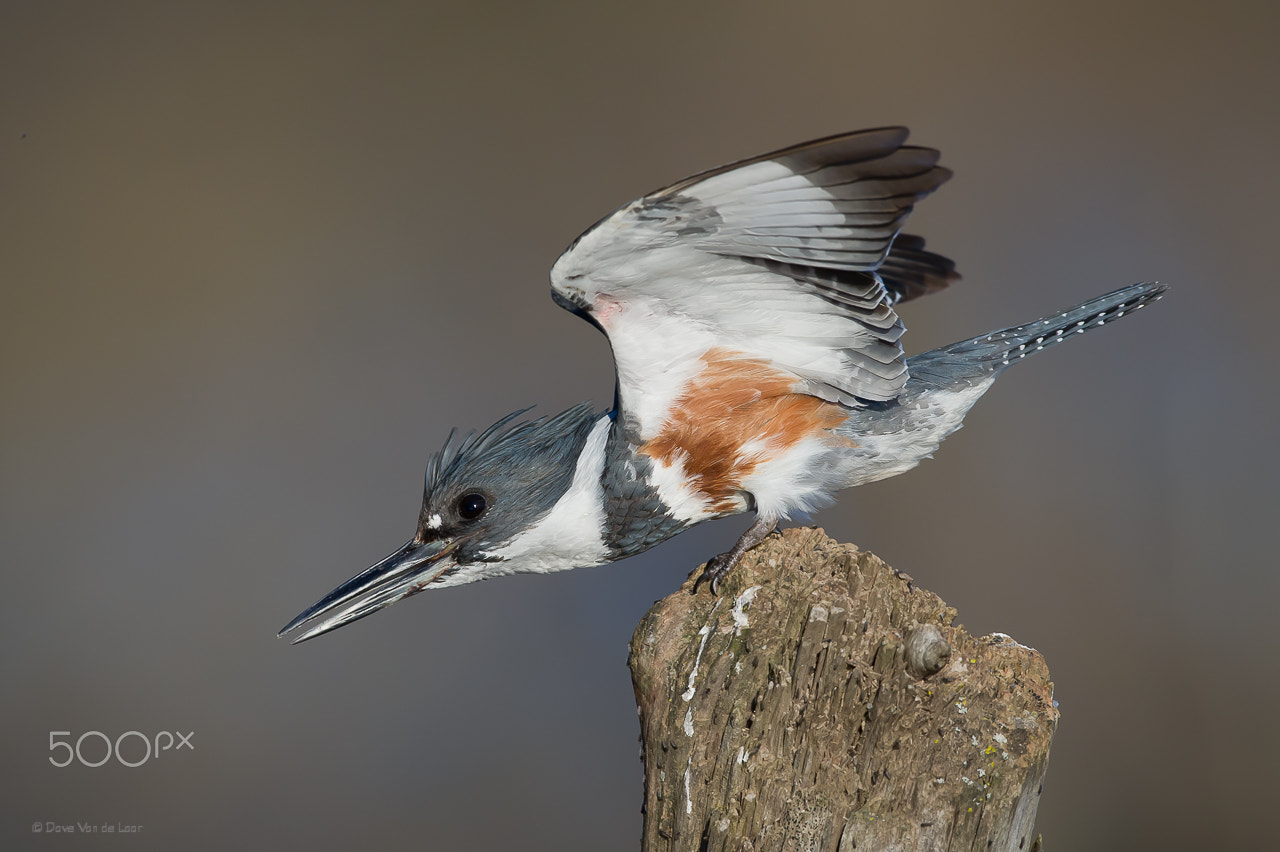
628;527;1057;852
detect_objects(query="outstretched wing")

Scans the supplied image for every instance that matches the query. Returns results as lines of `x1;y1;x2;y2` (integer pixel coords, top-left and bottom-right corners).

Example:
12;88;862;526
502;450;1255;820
550;127;957;440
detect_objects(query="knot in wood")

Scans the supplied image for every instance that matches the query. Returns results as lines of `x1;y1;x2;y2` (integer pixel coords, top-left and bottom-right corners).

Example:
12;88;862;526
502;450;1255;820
905;623;951;679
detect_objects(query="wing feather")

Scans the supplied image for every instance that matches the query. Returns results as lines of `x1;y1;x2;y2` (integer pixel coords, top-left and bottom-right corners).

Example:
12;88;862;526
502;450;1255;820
551;127;957;437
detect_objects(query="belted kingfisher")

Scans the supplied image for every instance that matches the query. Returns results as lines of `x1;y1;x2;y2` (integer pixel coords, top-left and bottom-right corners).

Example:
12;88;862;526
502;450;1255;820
279;127;1163;644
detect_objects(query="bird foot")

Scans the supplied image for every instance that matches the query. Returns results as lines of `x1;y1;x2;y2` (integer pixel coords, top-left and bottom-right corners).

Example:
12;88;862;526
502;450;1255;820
694;551;739;595
692;512;778;595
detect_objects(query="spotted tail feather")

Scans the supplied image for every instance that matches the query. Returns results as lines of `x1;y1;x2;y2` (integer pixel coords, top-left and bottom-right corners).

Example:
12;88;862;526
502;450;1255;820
907;282;1165;386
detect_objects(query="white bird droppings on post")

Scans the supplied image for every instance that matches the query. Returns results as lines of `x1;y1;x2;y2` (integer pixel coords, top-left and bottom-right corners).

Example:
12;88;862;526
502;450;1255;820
731;585;762;633
684;755;694;815
683;623;713;703
988;632;1037;652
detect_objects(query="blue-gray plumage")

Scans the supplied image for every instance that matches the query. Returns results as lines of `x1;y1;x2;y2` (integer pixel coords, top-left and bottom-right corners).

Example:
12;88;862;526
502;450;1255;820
416;404;600;569
279;127;1164;644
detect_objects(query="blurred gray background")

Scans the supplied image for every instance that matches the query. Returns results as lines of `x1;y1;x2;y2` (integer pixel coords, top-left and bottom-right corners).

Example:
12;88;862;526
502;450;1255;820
3;2;1276;849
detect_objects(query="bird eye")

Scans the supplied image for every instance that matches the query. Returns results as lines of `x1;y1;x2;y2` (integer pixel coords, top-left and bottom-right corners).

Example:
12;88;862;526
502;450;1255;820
457;493;487;521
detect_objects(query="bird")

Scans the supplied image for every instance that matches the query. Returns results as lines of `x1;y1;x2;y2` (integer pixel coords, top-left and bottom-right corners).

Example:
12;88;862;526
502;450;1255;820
279;126;1164;644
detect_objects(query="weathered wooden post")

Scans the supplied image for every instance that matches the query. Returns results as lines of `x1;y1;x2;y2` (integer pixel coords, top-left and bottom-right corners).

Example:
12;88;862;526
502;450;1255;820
629;527;1057;851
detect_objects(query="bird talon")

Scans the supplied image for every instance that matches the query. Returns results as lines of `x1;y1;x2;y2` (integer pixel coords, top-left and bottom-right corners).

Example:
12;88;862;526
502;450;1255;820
693;553;734;595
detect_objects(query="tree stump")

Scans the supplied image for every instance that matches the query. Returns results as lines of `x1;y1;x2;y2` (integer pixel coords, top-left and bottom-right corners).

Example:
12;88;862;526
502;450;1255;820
628;527;1057;852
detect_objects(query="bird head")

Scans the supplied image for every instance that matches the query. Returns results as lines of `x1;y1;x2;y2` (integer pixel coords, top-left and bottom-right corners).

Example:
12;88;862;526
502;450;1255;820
279;403;603;643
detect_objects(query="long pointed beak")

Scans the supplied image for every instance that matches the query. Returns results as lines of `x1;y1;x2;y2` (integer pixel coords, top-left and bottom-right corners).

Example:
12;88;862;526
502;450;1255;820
278;538;458;644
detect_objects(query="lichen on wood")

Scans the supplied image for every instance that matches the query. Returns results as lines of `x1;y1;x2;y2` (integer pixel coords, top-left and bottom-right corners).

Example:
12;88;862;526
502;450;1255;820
628;527;1057;852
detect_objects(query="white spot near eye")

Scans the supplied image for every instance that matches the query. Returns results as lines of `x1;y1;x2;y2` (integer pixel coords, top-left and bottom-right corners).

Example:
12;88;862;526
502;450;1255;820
427;514;443;530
